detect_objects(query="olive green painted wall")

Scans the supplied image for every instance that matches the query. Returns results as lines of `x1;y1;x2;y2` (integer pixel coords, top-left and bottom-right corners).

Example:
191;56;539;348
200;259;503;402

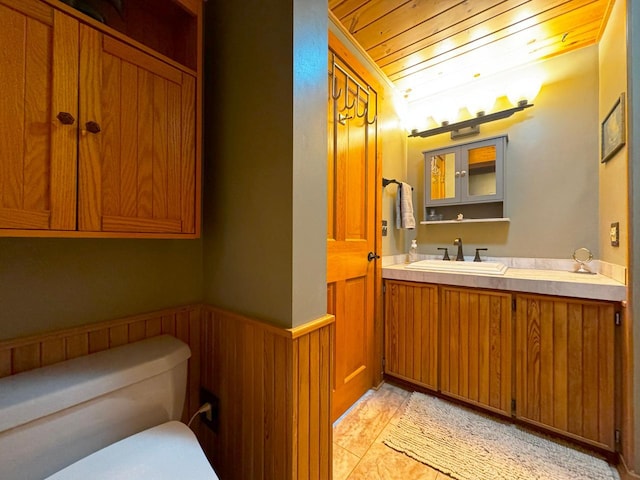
0;0;328;341
292;0;329;326
406;46;600;260
329;21;601;262
202;0;327;328
599;0;628;268
0;238;203;340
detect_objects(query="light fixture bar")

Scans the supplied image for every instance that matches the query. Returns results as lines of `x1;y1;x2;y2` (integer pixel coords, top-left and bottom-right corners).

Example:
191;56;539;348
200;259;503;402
409;102;533;138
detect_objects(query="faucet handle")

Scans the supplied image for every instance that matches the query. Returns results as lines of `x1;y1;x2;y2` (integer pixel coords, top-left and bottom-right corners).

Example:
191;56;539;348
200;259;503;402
437;247;450;261
474;248;488;262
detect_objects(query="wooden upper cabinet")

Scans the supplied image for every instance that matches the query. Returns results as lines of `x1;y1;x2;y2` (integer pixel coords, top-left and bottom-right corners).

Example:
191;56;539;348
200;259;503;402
0;0;201;237
515;294;616;451
0;1;78;231
77;28;196;234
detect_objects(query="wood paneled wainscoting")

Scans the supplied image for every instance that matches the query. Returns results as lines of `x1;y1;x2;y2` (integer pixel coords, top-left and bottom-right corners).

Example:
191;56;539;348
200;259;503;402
0;305;203;420
199;306;335;480
0;305;335;480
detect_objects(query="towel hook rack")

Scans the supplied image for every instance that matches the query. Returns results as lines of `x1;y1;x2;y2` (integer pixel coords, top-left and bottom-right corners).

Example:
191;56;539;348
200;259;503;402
355;86;367;119
382;178;413;190
331;60;377;122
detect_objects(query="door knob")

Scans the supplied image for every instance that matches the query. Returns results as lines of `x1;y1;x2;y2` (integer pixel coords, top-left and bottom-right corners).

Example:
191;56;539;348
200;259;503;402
367;252;380;262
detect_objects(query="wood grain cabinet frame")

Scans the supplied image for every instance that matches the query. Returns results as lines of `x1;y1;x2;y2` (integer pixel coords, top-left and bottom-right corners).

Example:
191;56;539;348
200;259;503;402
383;280;620;453
515;294;616;451
0;0;78;231
384;280;438;390
0;0;202;238
78;30;197;235
440;286;512;416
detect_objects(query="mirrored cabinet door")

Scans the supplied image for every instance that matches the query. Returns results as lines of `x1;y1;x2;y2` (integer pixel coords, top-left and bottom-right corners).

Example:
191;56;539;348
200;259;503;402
428;150;457;202
462;137;504;203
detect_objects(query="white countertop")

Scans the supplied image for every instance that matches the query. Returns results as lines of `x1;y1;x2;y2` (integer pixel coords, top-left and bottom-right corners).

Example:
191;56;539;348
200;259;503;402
383;259;627;302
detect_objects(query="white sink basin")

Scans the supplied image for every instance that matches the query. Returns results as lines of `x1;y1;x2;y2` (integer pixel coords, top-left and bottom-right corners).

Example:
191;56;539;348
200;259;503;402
405;259;509;276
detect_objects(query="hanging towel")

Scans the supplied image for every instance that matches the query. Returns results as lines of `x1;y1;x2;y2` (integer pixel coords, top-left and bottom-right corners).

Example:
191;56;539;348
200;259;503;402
395;182;416;229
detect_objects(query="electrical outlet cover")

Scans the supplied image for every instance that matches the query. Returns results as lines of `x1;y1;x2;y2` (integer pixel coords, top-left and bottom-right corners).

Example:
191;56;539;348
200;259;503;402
200;388;219;432
610;222;619;247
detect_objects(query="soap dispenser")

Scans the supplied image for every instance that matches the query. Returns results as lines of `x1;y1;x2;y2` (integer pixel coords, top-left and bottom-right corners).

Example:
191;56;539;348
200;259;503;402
408;239;418;263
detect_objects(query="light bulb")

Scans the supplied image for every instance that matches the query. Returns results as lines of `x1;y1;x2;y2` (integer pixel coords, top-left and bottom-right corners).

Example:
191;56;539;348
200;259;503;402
466;91;497;117
405;107;431;133
506;77;541;106
430;100;460;126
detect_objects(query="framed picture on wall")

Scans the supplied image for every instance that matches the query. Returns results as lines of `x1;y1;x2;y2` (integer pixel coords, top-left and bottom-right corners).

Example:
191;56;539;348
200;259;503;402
601;92;626;163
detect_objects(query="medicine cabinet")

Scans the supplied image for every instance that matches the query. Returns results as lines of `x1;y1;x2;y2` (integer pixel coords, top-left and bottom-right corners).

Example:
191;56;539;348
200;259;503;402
423;136;507;222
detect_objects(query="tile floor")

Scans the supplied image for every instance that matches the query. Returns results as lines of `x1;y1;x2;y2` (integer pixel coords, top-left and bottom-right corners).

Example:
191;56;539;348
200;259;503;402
332;382;619;480
332;382;452;480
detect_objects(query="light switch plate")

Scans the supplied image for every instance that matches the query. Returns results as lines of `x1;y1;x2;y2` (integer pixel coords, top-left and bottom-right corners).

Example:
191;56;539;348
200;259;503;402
382;220;388;237
610;222;619;247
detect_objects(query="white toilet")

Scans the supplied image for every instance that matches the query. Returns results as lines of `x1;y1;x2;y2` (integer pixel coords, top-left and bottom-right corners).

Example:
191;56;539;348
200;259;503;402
0;335;218;480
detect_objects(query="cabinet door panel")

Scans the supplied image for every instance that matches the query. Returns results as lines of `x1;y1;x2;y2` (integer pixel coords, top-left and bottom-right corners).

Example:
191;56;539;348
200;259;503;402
427;150;456;201
0;3;77;230
440;286;512;416
460;138;503;203
78;27;196;234
384;281;438;390
424;147;458;206
515;295;615;450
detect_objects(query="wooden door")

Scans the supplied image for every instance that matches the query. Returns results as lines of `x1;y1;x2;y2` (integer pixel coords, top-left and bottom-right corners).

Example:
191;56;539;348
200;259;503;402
327;43;378;421
515;294;616;450
77;26;196;234
0;1;78;231
440;286;512;416
384;281;439;390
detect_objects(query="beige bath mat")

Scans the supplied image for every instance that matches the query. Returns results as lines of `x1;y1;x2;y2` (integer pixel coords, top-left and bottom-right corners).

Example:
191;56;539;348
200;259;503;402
383;392;619;480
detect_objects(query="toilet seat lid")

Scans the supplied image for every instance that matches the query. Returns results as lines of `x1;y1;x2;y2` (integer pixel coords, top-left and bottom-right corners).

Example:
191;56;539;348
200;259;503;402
45;421;218;480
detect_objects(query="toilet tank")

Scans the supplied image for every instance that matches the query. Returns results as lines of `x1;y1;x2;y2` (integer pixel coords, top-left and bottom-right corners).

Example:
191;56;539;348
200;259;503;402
0;335;191;480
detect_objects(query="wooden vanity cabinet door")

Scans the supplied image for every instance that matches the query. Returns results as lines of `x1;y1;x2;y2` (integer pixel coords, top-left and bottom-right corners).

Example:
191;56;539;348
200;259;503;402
77;26;196;235
0;1;78;231
515;294;616;451
384;280;439;390
440;286;512;416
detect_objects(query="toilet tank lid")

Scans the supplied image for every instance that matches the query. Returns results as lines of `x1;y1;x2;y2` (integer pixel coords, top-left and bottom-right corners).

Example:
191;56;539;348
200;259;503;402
0;335;191;433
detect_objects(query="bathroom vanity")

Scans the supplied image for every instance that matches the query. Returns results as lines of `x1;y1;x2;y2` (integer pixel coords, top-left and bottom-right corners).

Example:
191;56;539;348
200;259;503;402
382;259;625;452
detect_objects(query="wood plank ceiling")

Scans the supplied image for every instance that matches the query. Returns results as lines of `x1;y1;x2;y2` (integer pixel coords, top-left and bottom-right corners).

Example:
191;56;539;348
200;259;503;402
329;0;612;104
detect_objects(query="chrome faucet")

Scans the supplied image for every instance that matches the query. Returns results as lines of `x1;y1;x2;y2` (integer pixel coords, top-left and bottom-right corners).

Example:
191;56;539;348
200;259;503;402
453;238;464;261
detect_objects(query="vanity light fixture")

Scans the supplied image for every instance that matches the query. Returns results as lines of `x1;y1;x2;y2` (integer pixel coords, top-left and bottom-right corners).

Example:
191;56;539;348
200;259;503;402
409;100;533;139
